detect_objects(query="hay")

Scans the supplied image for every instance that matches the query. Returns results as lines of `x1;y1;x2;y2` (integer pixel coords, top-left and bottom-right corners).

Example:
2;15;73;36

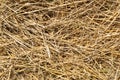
0;0;120;80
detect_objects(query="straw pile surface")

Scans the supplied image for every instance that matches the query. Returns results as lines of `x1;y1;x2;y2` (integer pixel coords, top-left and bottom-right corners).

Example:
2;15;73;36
0;0;120;80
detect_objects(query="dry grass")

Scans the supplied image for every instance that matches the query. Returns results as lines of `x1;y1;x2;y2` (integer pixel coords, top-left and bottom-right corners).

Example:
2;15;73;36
0;0;120;80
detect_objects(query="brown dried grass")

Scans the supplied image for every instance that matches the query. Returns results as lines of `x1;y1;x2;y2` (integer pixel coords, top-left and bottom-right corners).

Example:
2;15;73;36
0;0;120;80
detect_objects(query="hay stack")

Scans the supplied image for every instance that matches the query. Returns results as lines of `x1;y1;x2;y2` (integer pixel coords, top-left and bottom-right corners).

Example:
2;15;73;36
0;0;120;80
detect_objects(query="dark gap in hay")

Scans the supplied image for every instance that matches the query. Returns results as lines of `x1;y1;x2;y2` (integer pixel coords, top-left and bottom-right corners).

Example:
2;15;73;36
3;26;20;35
13;67;25;75
46;0;54;2
61;53;71;59
21;6;28;10
53;27;59;32
46;10;56;18
43;61;51;66
0;47;5;53
9;0;20;3
95;58;105;64
112;23;120;28
39;69;50;79
105;52;111;56
42;14;50;21
27;29;36;35
44;29;50;34
94;14;106;18
13;16;25;24
1;44;19;56
44;25;60;34
64;36;72;40
115;46;120;52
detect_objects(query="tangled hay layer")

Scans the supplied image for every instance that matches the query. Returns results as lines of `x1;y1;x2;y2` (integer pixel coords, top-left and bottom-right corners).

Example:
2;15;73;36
0;0;120;80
